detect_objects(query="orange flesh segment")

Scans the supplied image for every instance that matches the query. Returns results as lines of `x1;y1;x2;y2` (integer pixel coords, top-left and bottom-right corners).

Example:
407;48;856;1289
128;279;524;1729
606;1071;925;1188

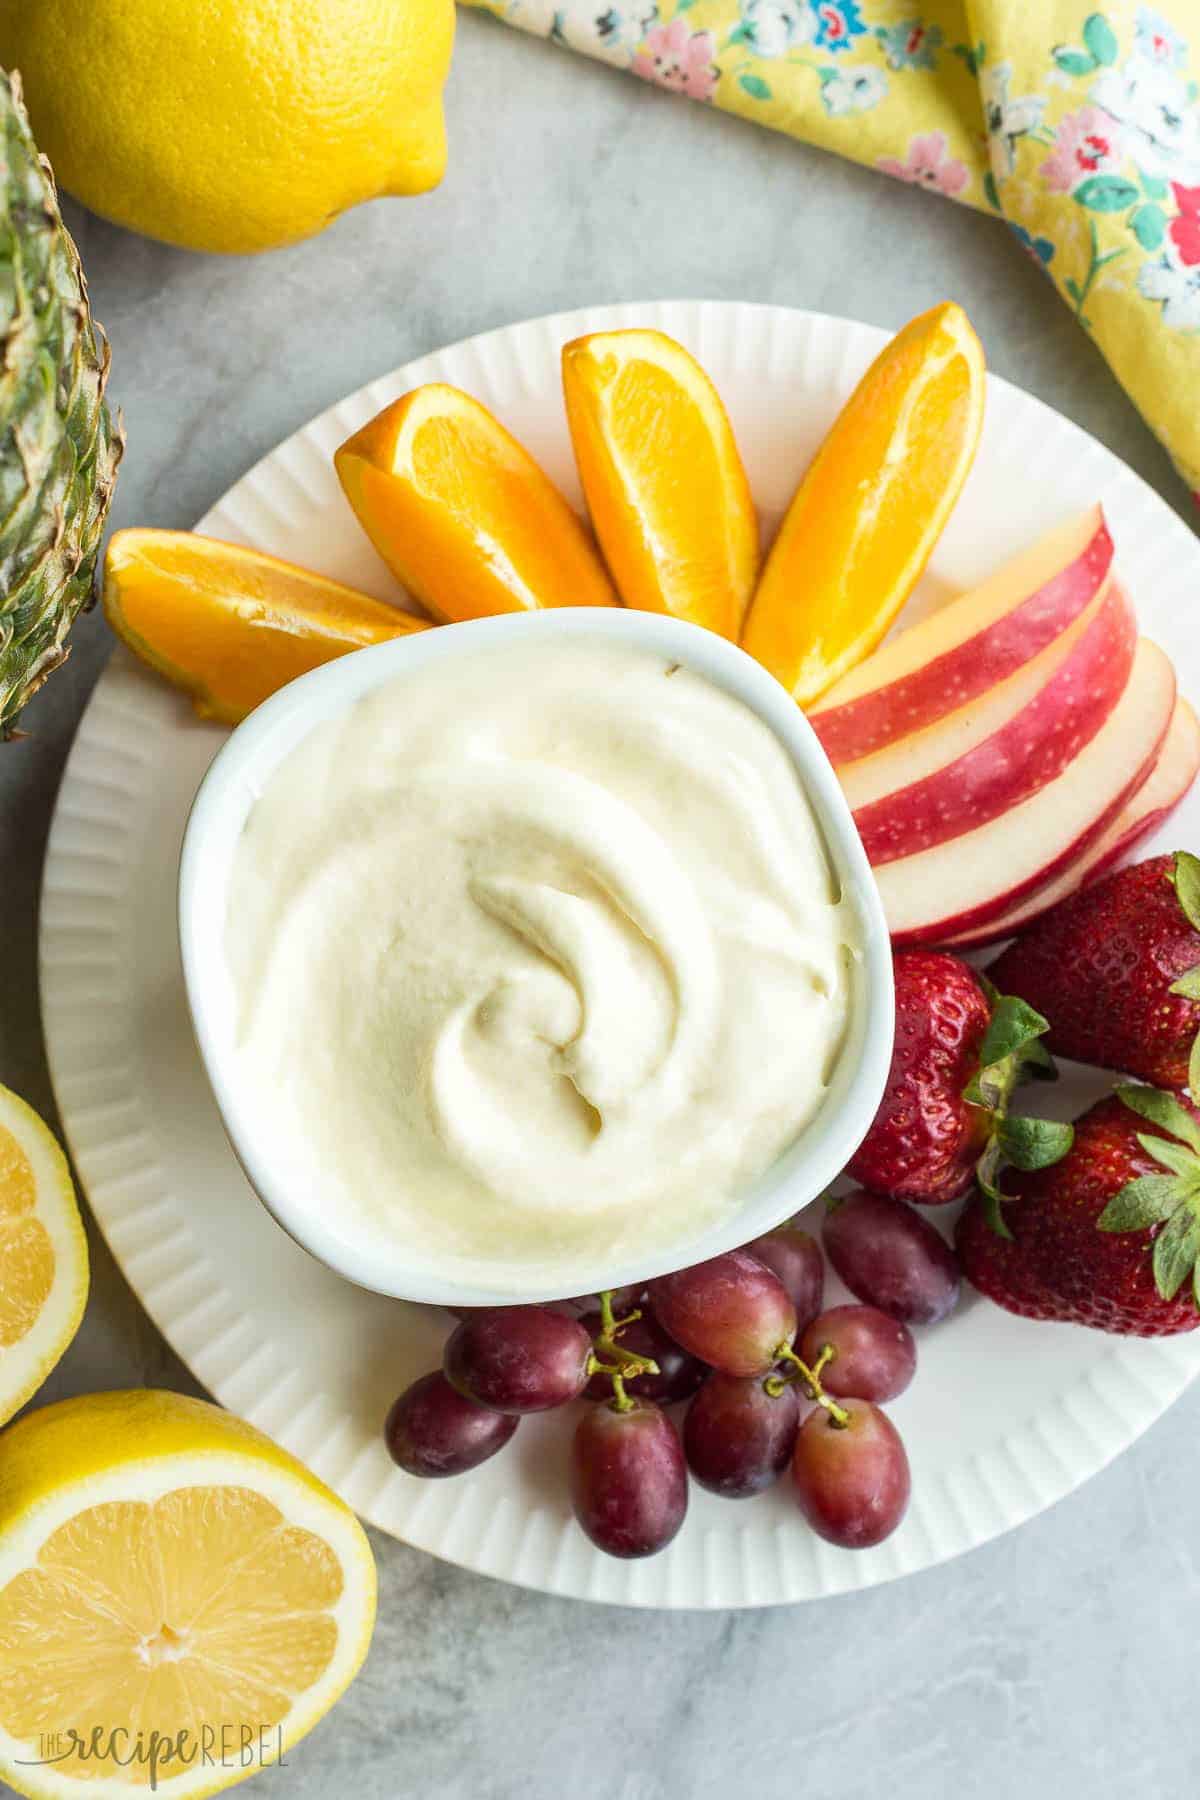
103;530;428;726
0;1487;342;1760
562;330;759;639
742;302;985;707
813;507;1108;715
335;384;617;621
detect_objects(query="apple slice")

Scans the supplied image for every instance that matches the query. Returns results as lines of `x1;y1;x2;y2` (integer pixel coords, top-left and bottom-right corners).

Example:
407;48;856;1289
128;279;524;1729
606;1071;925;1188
843;580;1136;864
942;698;1200;948
876;637;1176;947
810;507;1112;763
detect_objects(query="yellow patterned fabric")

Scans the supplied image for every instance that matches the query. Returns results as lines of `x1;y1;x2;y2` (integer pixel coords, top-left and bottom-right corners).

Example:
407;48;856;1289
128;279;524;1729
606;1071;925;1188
464;0;1200;500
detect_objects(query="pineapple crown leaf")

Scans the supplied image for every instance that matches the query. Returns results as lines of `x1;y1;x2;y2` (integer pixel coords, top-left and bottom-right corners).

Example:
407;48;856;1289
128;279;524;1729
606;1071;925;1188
0;68;122;737
1100;1083;1200;1305
970;992;1073;1237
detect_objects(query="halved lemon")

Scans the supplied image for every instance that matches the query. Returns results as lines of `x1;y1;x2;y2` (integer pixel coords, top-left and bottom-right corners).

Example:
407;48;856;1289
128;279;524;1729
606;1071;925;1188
0;1086;88;1428
561;329;760;640
0;1389;377;1798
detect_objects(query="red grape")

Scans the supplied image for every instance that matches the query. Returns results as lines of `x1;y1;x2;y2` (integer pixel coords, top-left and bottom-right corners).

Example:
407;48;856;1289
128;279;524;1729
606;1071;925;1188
823;1189;961;1324
570;1399;688;1558
580;1307;705;1405
791;1399;910;1548
384;1371;518;1477
800;1305;915;1403
648;1251;796;1376
683;1372;800;1498
444;1306;592;1413
742;1225;824;1331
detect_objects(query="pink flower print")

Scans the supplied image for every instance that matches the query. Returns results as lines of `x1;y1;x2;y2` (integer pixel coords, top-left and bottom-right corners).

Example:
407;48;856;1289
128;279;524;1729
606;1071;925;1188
1039;107;1123;193
877;131;970;198
632;18;719;100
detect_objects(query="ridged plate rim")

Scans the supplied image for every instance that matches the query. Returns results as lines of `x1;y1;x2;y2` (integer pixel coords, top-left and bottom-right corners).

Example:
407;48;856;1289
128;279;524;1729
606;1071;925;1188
39;299;1200;1608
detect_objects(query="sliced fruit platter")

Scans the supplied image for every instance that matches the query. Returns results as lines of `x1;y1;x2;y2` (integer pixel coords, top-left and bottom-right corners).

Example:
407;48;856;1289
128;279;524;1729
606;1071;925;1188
40;299;1200;1610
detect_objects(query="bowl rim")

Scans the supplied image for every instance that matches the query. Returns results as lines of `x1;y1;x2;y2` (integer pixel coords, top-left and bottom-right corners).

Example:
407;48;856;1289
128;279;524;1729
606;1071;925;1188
178;607;894;1305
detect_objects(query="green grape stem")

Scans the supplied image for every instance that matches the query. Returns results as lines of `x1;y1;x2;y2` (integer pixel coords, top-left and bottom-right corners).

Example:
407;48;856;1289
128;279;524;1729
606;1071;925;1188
766;1341;849;1427
590;1289;659;1412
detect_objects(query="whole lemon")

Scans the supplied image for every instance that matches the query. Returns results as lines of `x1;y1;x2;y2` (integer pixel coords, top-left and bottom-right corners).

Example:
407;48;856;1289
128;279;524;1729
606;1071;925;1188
0;0;455;254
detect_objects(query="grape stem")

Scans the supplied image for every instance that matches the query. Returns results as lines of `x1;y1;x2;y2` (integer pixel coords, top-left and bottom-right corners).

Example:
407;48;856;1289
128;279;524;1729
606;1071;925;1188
765;1342;850;1428
590;1289;659;1413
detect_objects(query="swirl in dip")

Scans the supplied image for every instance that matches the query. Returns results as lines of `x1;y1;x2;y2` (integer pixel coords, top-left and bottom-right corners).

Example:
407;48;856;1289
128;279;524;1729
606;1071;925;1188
225;641;857;1289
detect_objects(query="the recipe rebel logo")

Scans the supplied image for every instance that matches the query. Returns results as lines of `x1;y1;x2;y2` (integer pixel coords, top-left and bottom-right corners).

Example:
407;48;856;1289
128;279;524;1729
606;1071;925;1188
17;1722;287;1789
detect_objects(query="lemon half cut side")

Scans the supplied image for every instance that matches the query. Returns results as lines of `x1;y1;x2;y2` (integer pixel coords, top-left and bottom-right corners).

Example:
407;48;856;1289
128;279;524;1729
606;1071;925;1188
0;1390;378;1799
0;1084;88;1428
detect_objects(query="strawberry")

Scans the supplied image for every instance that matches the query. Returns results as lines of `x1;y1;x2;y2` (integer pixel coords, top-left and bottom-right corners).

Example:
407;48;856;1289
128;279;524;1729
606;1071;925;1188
848;951;1072;1207
989;852;1200;1094
957;1086;1200;1336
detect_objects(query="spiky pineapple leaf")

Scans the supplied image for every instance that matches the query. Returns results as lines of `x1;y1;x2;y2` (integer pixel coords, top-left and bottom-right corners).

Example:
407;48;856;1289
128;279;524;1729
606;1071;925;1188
0;69;122;736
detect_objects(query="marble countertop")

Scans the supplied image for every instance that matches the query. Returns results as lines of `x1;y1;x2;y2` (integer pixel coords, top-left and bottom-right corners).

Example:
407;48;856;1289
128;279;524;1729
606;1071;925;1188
3;15;1197;1797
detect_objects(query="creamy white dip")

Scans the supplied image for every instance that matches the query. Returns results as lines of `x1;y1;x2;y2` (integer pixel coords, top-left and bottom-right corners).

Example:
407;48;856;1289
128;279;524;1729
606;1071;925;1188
226;641;856;1289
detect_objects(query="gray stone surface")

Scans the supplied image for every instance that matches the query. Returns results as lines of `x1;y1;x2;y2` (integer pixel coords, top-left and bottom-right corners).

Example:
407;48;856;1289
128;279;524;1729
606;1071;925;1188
2;15;1197;1797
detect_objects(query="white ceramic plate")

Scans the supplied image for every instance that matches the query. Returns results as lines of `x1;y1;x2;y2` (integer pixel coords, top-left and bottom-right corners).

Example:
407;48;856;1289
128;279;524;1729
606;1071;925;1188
40;301;1200;1609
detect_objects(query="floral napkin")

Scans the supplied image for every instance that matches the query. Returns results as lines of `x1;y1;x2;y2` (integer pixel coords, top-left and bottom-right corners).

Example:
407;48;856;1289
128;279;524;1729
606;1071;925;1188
464;0;1200;504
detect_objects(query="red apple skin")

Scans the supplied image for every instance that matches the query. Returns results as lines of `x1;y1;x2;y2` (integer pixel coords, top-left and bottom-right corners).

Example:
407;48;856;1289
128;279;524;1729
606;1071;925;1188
810;510;1112;764
851;581;1135;866
877;638;1176;947
942;697;1200;949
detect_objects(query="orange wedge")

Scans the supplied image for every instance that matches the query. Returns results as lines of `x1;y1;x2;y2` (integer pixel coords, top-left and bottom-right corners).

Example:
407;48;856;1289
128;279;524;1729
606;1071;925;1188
335;384;617;620
103;530;428;725
561;329;759;640
741;302;985;707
